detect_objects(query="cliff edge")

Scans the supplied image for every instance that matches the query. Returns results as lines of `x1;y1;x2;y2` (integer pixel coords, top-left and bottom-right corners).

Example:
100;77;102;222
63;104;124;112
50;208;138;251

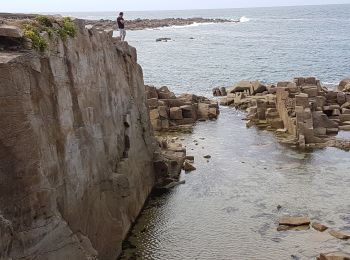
0;16;157;259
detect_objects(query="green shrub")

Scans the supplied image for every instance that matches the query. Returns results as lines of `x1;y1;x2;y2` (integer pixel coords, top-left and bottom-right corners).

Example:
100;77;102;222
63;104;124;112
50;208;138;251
43;27;54;38
58;17;76;40
35;16;53;27
23;24;48;51
22;16;76;51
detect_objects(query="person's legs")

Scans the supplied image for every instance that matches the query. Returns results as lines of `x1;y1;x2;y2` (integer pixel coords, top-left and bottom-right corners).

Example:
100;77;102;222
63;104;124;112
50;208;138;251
122;29;126;41
119;29;124;41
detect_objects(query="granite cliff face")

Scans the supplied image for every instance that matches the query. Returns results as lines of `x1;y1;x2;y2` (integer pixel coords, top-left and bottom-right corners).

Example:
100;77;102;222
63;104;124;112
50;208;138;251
0;18;157;259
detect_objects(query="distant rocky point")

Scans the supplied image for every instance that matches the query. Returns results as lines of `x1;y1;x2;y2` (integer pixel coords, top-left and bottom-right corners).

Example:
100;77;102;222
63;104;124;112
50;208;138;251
87;17;237;31
0;13;238;31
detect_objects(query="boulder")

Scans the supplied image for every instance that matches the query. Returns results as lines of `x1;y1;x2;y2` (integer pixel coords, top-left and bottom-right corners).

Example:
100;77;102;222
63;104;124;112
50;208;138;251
341;108;350;114
337;92;346;105
277;81;297;91
185;155;194;161
208;107;219;119
341;102;350;109
340;125;350;131
338;78;350;91
148;98;159;109
267;85;277;94
317;252;350;260
227;81;252;94
161;119;170;129
313;111;338;129
279;216;310;226
163;180;186;189
212;87;221;96
178;93;201;103
150;109;160;120
312;222;328;232
158;91;176;99
268;118;284;129
180;105;196;119
145;85;158;99
304;77;317;85
158;106;169;119
151;119;162;131
332;109;341;116
220;87;227;96
156;37;171;42
295;93;310;107
169;107;183;120
220;97;235;106
340;114;350;122
302;86;318;98
329;230;350;240
161;98;189;108
0;25;23;38
253;84;267;95
157;86;176;99
316;96;327;108
326;91;338;102
174;118;195;125
183;161;196;172
344;83;350;92
197;103;210;119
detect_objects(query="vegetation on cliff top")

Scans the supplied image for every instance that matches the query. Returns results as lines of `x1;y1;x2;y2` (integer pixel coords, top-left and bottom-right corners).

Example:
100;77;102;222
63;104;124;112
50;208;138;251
21;16;77;51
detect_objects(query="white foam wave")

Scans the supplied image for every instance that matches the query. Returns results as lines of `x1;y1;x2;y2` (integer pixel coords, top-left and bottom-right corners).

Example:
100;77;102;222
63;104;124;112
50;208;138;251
167;22;214;29
239;16;250;23
322;81;338;85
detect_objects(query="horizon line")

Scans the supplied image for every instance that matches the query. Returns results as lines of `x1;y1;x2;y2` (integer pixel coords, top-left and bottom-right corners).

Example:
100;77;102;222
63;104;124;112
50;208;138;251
4;2;350;14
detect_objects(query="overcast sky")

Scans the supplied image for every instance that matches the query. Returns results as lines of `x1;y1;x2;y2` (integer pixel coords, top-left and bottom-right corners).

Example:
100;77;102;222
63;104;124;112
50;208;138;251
2;0;350;12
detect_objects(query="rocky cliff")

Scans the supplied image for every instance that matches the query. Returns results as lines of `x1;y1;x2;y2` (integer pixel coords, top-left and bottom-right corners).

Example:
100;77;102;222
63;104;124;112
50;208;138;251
0;17;158;259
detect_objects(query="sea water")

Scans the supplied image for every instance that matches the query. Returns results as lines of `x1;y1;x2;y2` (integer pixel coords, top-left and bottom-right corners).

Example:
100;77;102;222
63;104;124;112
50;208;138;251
68;5;350;259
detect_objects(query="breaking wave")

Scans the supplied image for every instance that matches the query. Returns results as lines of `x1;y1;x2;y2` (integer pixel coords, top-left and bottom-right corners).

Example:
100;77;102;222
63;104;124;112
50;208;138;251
239;16;250;23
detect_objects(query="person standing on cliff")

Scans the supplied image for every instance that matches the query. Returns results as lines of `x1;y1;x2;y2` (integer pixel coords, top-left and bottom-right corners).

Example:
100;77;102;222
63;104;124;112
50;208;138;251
117;12;126;41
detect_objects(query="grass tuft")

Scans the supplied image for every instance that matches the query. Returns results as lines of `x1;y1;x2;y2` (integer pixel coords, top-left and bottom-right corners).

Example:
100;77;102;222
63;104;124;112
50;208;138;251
21;16;77;52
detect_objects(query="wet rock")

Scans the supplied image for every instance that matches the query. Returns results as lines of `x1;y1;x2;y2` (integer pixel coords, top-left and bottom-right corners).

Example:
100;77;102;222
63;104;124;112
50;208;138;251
156;37;171;42
150;109;160;120
338;78;350;91
340;114;350;122
312;222;328;232
328;229;350;240
204;155;211;159
213;87;221;96
344;83;350;92
220;97;235;106
277;224;310;232
185;155;195;161
317;252;350;260
170;107;183;120
163;180;186;189
183;160;196;172
339;125;350;131
277;225;290;231
145;85;220;131
279;216;311;226
220;87;227;96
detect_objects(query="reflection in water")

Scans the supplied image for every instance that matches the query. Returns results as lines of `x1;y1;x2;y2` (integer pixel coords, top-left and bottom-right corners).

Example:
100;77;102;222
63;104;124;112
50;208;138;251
120;109;350;260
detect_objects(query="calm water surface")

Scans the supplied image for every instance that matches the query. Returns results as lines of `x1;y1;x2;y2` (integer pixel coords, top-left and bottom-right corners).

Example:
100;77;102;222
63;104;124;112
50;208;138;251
120;109;350;259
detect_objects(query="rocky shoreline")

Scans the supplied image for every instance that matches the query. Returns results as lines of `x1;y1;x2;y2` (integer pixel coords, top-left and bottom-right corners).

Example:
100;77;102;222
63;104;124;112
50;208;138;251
2;12;350;260
214;77;350;151
0;13;237;31
86;17;237;31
